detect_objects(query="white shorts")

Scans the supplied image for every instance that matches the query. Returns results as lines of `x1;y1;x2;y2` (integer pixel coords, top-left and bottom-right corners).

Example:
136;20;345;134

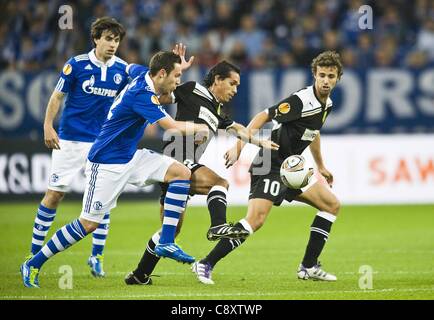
48;139;93;192
80;149;176;223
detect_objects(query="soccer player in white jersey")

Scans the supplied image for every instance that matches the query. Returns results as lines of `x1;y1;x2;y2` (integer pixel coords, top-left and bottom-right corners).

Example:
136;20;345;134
192;51;344;284
27;17;131;278
20;51;209;288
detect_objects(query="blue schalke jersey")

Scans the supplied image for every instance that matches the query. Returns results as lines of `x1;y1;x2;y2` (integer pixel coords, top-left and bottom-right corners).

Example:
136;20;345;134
88;70;169;164
54;49;131;142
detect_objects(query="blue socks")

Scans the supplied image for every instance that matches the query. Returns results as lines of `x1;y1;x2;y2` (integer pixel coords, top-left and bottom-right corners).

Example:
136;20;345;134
159;180;190;244
92;213;110;256
31;204;56;255
28;219;87;269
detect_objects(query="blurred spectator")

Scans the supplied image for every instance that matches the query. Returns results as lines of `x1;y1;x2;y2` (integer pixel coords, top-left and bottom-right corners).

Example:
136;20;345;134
227;41;249;70
232;14;266;60
322;30;342;52
196;37;220;68
0;0;431;72
405;50;430;69
290;35;315;66
341;47;358;68
279;52;296;69
356;33;375;68
416;19;434;60
340;0;365;46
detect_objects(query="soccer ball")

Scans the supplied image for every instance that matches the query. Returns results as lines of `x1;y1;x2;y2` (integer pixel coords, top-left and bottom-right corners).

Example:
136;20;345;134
280;155;314;189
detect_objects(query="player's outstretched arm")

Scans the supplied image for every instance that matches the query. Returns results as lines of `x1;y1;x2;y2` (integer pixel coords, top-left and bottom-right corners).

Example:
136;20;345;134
224;110;272;168
43;90;65;150
227;122;279;150
157;116;209;142
309;133;333;187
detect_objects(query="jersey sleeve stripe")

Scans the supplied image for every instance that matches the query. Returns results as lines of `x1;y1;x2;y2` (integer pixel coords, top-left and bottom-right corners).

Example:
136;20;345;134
115;57;128;65
54;78;65;92
301;108;323;117
74;54;89;61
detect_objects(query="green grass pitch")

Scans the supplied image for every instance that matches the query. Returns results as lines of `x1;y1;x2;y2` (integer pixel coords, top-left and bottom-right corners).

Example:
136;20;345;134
0;201;433;300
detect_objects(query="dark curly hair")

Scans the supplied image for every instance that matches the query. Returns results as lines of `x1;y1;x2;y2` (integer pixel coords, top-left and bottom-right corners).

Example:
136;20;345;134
90;17;125;47
311;51;343;79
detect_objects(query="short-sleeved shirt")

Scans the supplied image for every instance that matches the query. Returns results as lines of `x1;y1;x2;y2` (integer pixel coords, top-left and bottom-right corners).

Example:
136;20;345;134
88;71;169;164
250;85;333;173
54;49;133;142
163;81;235;162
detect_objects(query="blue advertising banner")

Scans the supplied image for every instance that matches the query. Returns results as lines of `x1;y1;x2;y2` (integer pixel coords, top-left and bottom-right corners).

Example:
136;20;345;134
1;67;433;137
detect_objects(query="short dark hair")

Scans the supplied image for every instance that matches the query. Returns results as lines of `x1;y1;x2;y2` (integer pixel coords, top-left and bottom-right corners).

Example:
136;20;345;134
311;51;343;79
203;61;240;87
149;51;181;76
90;17;126;47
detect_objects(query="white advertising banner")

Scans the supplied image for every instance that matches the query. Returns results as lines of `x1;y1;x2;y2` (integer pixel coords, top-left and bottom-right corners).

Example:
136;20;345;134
189;134;434;205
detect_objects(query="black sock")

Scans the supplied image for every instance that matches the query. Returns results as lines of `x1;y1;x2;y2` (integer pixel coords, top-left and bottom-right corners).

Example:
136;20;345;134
134;232;160;280
201;221;250;268
207;186;228;227
302;213;336;268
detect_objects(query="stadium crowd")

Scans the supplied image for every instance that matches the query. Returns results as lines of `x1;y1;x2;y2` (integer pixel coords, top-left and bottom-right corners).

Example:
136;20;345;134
1;0;434;72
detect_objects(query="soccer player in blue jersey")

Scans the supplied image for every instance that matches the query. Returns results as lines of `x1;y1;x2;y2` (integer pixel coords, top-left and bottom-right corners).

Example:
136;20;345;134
27;17;130;278
20;51;208;288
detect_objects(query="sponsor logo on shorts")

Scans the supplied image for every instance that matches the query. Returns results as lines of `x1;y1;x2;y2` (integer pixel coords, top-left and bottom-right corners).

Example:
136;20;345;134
301;128;319;141
51;174;59;183
93;201;103;211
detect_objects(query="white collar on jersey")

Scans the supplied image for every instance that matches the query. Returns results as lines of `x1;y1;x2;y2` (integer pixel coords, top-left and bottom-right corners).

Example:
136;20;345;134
88;49;116;68
144;71;157;94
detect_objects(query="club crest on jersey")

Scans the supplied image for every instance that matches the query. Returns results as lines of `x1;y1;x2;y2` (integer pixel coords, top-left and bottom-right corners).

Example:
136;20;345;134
63;64;72;75
114;73;123;84
93;201;103;211
151;95;160;105
278;103;290;114
82;75;117;97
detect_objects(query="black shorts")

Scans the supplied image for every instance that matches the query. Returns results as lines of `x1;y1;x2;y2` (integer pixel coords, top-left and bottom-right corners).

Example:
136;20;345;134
159;160;204;205
249;171;302;206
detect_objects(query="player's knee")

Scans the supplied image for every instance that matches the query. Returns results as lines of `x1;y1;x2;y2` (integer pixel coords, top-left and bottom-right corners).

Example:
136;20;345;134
43;190;65;208
79;218;98;234
177;165;191;180
169;162;191;181
329;198;341;215
205;177;229;193
216;177;229;190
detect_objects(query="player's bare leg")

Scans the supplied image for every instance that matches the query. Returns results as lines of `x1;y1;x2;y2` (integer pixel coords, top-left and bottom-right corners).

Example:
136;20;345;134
192;198;271;284
245;198;274;231
41;189;65;208
191;166;250;241
294;181;340;281
127;167;248;285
